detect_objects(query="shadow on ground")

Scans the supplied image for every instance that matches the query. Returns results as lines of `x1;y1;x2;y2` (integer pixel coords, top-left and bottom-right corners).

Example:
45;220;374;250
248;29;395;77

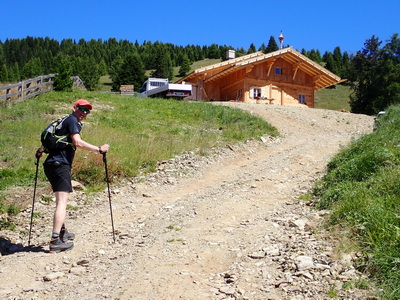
0;236;47;255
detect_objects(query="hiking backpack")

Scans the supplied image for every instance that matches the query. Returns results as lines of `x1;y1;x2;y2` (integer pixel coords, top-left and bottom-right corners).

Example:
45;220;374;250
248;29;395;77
41;116;74;153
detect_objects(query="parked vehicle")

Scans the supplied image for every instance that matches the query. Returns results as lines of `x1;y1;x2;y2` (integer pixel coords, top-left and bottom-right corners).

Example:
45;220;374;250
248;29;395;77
138;78;192;99
373;111;386;131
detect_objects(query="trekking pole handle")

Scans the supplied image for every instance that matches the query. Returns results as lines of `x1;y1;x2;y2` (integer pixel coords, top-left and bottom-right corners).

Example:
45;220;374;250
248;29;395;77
102;152;110;183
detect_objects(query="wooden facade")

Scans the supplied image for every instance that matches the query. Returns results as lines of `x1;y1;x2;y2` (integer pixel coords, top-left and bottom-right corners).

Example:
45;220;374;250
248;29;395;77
177;48;344;108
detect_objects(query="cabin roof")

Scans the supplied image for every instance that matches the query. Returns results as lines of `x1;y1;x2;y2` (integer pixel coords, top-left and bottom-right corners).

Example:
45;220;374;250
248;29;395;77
177;47;344;90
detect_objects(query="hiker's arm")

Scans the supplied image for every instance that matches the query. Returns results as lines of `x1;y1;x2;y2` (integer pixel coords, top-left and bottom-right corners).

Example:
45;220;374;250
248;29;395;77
71;133;109;154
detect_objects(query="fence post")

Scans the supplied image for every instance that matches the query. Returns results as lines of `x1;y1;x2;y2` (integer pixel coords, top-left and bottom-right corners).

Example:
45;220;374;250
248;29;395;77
19;83;23;101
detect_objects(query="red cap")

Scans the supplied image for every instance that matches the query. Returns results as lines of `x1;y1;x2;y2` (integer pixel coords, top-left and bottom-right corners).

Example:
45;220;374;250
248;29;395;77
75;99;92;110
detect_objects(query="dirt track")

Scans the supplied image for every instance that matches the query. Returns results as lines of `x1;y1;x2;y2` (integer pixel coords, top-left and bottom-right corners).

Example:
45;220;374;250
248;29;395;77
0;103;375;299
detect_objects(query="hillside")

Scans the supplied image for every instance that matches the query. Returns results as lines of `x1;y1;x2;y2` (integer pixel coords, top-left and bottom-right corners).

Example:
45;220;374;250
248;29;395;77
0;104;376;299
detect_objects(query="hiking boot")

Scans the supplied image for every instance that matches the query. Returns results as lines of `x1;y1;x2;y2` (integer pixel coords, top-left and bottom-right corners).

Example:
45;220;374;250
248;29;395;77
60;228;75;242
49;238;74;253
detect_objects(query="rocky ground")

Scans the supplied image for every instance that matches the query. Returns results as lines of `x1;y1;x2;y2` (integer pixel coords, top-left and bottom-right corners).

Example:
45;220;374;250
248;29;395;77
0;103;379;299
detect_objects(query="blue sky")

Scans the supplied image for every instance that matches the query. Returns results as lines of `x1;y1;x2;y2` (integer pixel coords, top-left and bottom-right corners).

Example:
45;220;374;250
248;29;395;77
1;0;398;55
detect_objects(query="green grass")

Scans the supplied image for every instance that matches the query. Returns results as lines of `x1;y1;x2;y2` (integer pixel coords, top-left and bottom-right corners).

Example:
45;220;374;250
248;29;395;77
187;58;222;70
0;90;277;221
172;58;222;81
315;85;351;111
98;75;113;92
312;104;400;299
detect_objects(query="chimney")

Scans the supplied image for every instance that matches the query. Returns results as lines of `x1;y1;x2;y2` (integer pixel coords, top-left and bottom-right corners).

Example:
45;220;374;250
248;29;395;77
226;49;235;60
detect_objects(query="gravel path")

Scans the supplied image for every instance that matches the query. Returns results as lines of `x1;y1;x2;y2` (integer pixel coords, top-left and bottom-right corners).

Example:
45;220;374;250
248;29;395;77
0;103;376;299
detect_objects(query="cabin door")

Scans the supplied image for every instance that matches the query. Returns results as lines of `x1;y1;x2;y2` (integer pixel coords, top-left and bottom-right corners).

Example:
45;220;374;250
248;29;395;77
271;87;282;105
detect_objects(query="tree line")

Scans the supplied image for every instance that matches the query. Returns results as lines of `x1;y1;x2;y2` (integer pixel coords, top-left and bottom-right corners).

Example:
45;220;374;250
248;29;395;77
0;34;399;114
0;36;350;88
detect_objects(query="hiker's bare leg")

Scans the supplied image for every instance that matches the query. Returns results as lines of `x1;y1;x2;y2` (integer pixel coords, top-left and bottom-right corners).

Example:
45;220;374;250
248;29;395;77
52;191;68;233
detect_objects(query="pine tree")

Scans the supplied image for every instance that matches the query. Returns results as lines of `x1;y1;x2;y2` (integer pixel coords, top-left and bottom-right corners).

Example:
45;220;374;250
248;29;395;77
0;43;5;66
349;34;400;114
112;53;145;92
208;44;220;59
109;55;124;83
248;43;256;54
264;36;279;53
178;54;191;77
332;47;343;76
21;57;43;79
79;56;100;91
98;59;108;76
323;52;337;74
195;45;204;60
53;55;73;91
341;52;351;81
0;64;9;82
10;63;20;82
308;49;322;64
151;45;173;80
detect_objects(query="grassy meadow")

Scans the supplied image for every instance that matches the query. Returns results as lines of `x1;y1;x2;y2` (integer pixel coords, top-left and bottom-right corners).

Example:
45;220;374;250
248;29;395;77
315;84;352;111
0;90;277;213
312;104;400;299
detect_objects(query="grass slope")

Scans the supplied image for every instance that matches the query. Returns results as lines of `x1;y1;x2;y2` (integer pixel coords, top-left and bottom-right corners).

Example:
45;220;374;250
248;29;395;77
0;90;277;216
315;85;351;111
312;104;400;299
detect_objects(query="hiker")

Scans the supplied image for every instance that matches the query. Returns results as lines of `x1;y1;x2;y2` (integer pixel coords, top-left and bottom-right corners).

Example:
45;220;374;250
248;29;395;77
35;99;110;253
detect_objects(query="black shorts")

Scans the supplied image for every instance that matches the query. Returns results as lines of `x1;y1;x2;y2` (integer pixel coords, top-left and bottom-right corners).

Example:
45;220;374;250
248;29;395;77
43;162;72;192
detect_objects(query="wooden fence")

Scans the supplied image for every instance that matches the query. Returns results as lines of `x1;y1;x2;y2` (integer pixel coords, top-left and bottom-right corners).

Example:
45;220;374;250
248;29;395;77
0;75;85;106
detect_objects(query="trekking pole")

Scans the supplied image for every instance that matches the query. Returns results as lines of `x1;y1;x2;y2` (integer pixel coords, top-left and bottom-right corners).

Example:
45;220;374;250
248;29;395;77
28;157;40;246
102;153;116;242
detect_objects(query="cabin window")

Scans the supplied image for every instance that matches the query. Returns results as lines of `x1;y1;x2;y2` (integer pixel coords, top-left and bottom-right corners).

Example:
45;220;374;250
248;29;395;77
275;67;283;75
253;88;261;99
298;94;306;104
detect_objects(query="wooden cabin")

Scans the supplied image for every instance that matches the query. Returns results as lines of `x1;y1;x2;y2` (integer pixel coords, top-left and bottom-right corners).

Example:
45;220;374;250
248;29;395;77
176;47;344;108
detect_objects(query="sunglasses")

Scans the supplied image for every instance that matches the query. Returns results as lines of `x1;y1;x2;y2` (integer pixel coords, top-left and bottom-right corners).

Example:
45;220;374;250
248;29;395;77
77;106;91;114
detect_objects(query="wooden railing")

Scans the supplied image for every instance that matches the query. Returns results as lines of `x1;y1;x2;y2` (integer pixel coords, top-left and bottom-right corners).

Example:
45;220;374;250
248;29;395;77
0;75;85;106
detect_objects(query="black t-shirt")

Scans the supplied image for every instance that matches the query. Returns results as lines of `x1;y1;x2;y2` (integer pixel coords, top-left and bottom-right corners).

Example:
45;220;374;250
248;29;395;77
44;114;82;166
